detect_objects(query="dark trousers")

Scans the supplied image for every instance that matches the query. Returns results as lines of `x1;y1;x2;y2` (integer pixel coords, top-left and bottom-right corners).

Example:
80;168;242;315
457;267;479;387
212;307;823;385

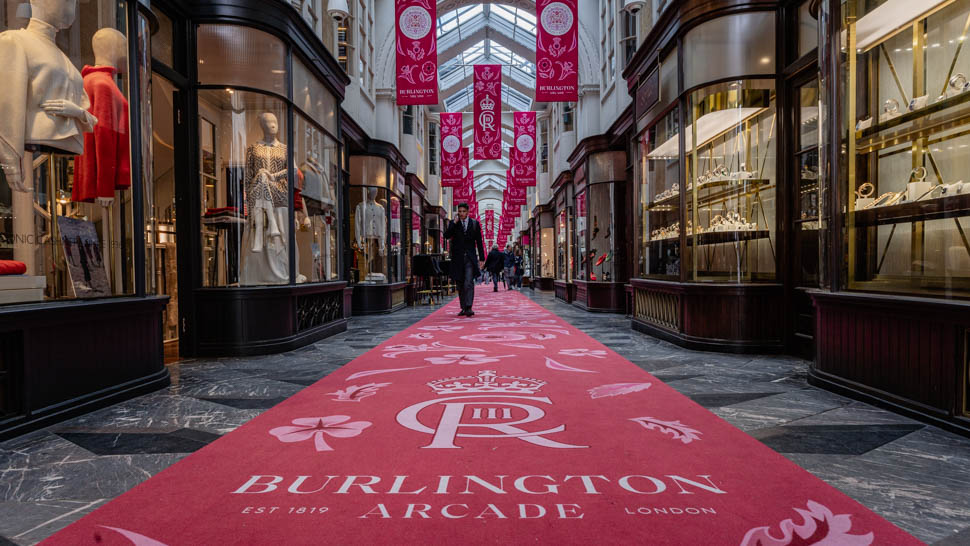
491;272;500;291
458;259;476;311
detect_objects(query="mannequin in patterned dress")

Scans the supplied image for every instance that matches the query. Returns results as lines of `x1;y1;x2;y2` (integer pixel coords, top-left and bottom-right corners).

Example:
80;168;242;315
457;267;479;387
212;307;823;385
241;113;289;285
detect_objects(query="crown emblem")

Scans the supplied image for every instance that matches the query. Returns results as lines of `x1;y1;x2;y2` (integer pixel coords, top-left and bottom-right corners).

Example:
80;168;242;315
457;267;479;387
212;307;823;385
428;370;545;395
480;94;496;111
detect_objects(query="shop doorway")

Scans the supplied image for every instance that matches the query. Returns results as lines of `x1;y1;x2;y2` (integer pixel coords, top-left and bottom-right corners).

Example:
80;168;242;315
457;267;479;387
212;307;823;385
150;74;182;363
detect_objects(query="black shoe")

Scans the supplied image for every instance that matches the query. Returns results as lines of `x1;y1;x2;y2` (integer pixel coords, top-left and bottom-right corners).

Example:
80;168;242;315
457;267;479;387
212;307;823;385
493;288;498;292
467;311;475;317
457;310;467;317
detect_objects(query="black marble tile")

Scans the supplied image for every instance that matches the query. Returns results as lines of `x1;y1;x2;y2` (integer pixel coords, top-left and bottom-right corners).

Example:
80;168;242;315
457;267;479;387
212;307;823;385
196;397;288;410
0;536;17;545
688;392;781;408
57;428;221;455
652;374;704;383
751;424;925;455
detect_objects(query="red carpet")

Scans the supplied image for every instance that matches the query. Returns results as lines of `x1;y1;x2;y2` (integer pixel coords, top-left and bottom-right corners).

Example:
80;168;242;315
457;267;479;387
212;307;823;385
46;288;920;545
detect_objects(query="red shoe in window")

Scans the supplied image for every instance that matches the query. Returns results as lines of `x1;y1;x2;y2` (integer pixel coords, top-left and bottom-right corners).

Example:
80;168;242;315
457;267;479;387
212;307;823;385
595;253;608;266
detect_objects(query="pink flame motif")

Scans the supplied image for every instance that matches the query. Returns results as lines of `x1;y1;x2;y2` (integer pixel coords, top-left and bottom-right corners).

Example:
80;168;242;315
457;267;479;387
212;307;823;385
328;382;392;402
383;341;483;358
269;416;372;452
98;526;169;546
588;382;652;399
630;417;702;444
345;366;428;381
740;501;875;546
545;357;597;373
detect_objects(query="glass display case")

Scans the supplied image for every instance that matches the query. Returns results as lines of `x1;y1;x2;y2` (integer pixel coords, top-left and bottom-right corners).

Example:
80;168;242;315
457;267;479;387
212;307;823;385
0;0;137;303
844;0;970;298
686;79;777;282
640;108;682;279
577;151;625;283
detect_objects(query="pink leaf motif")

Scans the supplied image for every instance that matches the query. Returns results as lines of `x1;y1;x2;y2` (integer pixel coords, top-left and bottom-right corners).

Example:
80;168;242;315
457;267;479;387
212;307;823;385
501;342;546;349
328;382;392;402
269;416;372;452
99;527;169;546
740;501;875;546
345;366;427;381
383;341;482;358
545;357;597;373
425;354;515;366
589;382;652;399
559;348;608;359
630;417;702;444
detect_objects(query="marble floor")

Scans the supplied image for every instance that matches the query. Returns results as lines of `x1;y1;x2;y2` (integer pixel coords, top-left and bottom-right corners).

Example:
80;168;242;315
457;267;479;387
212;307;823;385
2;288;970;544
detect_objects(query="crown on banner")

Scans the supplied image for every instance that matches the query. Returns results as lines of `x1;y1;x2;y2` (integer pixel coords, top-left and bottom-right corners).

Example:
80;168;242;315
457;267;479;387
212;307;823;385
480;94;496;111
428;370;545;395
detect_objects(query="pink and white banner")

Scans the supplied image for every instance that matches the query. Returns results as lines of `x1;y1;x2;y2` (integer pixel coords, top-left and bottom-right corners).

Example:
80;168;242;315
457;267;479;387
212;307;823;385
454;172;475;202
536;0;579;102
512;112;537;186
506;185;527;206
395;0;438;105
474;65;502;160
439;113;463;187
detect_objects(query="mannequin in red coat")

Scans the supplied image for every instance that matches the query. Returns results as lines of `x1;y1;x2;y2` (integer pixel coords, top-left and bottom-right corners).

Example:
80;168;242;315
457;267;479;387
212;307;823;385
72;28;130;206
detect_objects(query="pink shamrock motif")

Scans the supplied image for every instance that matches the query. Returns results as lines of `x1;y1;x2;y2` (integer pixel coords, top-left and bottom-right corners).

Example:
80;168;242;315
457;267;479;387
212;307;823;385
740;501;875;546
270;416;372;452
559;348;608;359
425;354;515;366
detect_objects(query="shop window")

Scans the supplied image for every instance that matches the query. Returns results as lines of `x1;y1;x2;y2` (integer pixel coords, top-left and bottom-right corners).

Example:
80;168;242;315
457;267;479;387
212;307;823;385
563;104;575;133
639;107;681;279
428;123;438;176
296;115;341;283
797;0;818;59
541;224;554;278
197;25;287;96
687;79;777;282
540;119;550;173
403;106;414;136
843;0;970;299
621;11;638;69
198;89;291;287
0;0;137;303
794;81;820;288
337;7;354;76
293;56;338;135
348;156;408;285
152;7;175;68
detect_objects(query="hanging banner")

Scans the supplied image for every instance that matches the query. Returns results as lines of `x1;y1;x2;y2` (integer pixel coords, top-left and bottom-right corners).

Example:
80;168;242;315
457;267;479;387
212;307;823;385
536;0;579;102
439;113;463;187
507;185;527;206
474;64;502;160
396;0;438;105
512;111;538;186
454;172;475;202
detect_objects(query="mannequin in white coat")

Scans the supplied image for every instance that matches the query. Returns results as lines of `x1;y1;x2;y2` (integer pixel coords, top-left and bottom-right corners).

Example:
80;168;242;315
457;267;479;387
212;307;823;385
0;0;97;192
355;187;387;282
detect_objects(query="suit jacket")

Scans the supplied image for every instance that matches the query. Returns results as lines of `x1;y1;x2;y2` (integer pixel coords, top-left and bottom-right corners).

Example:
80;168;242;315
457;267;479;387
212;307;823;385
444;217;486;282
483;249;505;274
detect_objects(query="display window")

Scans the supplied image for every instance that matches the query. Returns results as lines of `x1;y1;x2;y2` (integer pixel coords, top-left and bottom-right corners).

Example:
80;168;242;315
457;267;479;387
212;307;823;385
843;0;970;298
576;189;587;280
640;107;681;279
686;79;778;282
0;0;139;304
295;115;340;283
556;208;569;280
197;89;291;287
580;150;624;283
541;225;554;278
349;156;406;284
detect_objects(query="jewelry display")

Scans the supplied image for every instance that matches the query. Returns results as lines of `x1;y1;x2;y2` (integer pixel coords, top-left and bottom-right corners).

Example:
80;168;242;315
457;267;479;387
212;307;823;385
854;182;875;210
904;166;930;202
801;165;819;180
947;73;970;98
908;95;929;111
654;183;679;202
880;98;901;122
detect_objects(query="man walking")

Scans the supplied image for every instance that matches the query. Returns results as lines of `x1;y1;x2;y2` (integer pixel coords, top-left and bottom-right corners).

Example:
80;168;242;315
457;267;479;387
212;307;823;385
483;244;505;292
444;203;486;317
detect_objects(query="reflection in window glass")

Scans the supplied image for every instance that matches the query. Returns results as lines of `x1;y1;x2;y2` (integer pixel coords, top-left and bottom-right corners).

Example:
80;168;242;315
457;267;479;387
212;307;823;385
640;108;681;279
198;89;290;287
0;0;135;303
152;7;175;67
197;25;287;95
350;186;388;284
293;56;338;135
296;114;340;282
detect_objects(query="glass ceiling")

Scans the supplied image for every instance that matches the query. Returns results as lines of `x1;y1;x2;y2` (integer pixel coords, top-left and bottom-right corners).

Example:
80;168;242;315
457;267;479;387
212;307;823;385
437;4;536;112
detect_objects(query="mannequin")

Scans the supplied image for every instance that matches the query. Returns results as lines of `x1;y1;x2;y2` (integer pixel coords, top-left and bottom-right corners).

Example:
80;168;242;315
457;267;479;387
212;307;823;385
240;113;289;285
73;28;130;207
355;187;386;281
0;0;97;192
299;149;336;280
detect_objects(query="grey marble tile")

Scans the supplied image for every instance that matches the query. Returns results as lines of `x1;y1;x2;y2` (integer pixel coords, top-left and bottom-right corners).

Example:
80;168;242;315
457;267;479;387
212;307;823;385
751;424;924;455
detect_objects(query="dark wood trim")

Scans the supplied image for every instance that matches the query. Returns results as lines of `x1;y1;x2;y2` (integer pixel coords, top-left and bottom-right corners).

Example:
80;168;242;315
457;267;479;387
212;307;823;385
567;134;619;170
351;282;410;315
365;139;409;174
810;289;970;438
607;104;635;148
551;171;573;192
406;173;427;199
193;282;349;357
0;297;171;440
340;110;368;152
573;280;626;313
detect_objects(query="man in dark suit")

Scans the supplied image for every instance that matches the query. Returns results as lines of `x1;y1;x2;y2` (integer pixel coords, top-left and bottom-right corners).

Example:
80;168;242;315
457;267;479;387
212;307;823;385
444;202;486;317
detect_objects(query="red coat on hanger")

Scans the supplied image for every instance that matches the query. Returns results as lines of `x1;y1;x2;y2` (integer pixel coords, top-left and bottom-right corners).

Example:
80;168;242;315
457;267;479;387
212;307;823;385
73;66;131;203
